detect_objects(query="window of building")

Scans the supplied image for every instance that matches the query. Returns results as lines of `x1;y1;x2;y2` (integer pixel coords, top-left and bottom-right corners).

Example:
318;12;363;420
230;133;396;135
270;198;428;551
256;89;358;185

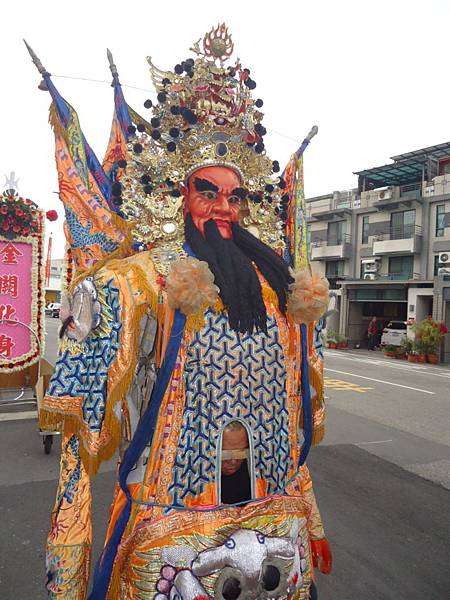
327;221;346;245
388;255;413;279
390;210;416;239
435;204;445;237
361;216;369;244
326;260;344;278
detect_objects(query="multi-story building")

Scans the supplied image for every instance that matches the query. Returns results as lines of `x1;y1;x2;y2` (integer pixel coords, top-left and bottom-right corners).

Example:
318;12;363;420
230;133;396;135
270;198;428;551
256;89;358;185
45;258;63;304
307;141;450;362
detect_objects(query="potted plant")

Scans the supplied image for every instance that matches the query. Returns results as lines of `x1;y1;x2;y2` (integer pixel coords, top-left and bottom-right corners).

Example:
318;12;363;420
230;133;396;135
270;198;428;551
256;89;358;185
326;329;338;349
384;344;397;358
337;334;348;349
412;318;449;364
395;346;406;359
400;337;414;358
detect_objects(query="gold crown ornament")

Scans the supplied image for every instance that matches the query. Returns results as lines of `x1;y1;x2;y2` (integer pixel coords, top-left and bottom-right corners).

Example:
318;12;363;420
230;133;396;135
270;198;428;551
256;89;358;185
120;24;288;273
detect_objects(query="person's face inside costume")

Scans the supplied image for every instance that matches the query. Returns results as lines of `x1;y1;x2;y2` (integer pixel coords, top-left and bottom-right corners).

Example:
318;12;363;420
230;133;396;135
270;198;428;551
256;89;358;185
182;166;243;240
221;422;249;476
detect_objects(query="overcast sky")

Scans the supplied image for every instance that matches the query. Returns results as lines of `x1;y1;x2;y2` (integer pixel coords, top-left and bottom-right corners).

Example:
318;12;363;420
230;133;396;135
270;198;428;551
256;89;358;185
2;0;449;257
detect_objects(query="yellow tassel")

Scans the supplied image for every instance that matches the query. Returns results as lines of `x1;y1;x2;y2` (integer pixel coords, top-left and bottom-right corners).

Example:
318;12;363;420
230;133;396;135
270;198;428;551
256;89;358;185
309;364;326;446
262;286;279;308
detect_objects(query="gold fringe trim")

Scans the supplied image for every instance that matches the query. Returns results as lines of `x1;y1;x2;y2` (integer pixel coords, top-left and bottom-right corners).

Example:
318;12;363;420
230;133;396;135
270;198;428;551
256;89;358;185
108;563;122;600
262;285;279;308
309;364;326;446
82;300;150;475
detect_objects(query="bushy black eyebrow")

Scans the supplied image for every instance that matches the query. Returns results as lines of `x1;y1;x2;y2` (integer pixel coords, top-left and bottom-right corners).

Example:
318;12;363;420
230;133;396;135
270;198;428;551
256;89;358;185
194;177;219;193
231;187;247;199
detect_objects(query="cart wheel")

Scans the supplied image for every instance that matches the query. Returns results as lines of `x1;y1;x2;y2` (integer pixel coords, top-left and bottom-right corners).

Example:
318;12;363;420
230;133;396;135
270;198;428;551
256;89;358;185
44;435;53;455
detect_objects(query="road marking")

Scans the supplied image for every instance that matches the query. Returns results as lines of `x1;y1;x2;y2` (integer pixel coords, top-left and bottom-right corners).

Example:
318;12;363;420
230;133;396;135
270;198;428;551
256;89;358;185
324;368;435;395
324;378;373;393
0;410;37;422
355;439;393;445
325;351;450;379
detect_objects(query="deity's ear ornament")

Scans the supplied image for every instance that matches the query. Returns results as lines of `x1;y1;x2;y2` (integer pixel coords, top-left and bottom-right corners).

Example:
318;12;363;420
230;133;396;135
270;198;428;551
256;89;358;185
287;269;330;325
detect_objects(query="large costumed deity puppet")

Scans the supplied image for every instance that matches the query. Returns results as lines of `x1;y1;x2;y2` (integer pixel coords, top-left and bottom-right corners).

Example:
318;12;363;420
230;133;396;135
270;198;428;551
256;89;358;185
27;25;332;600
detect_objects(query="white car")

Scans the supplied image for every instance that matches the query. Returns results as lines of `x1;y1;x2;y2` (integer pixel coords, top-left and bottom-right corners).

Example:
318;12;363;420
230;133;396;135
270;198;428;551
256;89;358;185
45;302;61;318
381;320;407;347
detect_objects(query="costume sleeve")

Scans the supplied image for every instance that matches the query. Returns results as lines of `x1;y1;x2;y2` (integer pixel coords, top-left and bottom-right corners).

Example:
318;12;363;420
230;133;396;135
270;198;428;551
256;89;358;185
46;433;92;600
299;464;326;541
39;255;158;476
41;254;158;599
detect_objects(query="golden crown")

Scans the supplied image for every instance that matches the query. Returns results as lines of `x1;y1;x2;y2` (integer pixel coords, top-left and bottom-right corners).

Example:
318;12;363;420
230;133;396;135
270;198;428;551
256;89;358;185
120;25;288;270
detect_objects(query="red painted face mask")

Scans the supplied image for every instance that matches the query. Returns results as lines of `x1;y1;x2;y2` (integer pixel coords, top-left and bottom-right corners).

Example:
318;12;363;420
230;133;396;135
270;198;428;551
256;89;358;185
183;166;243;239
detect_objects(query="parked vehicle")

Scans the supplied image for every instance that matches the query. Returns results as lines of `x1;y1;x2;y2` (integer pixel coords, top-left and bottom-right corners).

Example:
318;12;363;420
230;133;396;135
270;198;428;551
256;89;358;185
45;302;61;318
380;320;407;347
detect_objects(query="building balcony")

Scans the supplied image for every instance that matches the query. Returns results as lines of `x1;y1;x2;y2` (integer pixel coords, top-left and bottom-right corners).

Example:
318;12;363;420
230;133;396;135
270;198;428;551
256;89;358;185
307;198;353;221
377;272;421;281
310;234;352;261
372;183;423;210
355;272;422;283
372;225;422;255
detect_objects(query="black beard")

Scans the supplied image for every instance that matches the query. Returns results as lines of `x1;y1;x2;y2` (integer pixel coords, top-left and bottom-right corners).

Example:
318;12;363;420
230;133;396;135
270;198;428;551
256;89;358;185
184;214;292;335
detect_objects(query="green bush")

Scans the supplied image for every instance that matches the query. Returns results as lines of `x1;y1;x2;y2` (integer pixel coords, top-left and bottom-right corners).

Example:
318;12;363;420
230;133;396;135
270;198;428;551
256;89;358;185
412;318;448;355
400;337;414;354
326;329;337;342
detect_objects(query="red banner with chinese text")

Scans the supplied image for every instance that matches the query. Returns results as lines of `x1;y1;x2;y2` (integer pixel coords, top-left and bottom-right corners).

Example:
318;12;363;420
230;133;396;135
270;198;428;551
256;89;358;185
0;193;45;373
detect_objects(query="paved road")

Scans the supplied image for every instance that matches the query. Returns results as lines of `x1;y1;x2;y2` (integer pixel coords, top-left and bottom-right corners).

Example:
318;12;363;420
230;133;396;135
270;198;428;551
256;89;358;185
0;325;449;599
323;348;450;489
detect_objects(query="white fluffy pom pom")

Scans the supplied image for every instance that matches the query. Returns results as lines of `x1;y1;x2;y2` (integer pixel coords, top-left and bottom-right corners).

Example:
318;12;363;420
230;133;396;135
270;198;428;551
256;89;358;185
287;268;329;324
166;257;219;316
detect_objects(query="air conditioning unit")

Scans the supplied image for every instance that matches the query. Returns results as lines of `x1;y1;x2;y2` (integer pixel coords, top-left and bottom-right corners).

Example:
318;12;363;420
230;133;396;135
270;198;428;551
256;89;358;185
364;263;378;273
363;273;377;280
378;189;392;200
438;267;450;275
362;257;381;273
438;252;450;265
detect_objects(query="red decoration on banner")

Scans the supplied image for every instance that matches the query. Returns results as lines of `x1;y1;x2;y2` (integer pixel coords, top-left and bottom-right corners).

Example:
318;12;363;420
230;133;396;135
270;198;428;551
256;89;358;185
0;334;15;358
0;242;23;265
0;275;18;298
46;209;58;221
0;303;18;323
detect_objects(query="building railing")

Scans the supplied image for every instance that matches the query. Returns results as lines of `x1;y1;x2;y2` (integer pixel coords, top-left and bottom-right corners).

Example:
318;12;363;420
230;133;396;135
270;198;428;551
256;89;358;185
374;224;422;241
311;233;351;247
376;272;421;281
399;183;422;199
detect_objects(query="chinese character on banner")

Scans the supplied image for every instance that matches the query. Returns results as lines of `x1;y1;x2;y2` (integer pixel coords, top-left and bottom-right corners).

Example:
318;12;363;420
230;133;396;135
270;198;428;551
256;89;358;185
0;334;15;359
0;275;18;298
0;191;45;373
0;242;23;265
0;303;18;324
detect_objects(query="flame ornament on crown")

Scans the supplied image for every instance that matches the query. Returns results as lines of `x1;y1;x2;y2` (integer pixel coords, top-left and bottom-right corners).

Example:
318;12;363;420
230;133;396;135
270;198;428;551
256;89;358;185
120;24;288;266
